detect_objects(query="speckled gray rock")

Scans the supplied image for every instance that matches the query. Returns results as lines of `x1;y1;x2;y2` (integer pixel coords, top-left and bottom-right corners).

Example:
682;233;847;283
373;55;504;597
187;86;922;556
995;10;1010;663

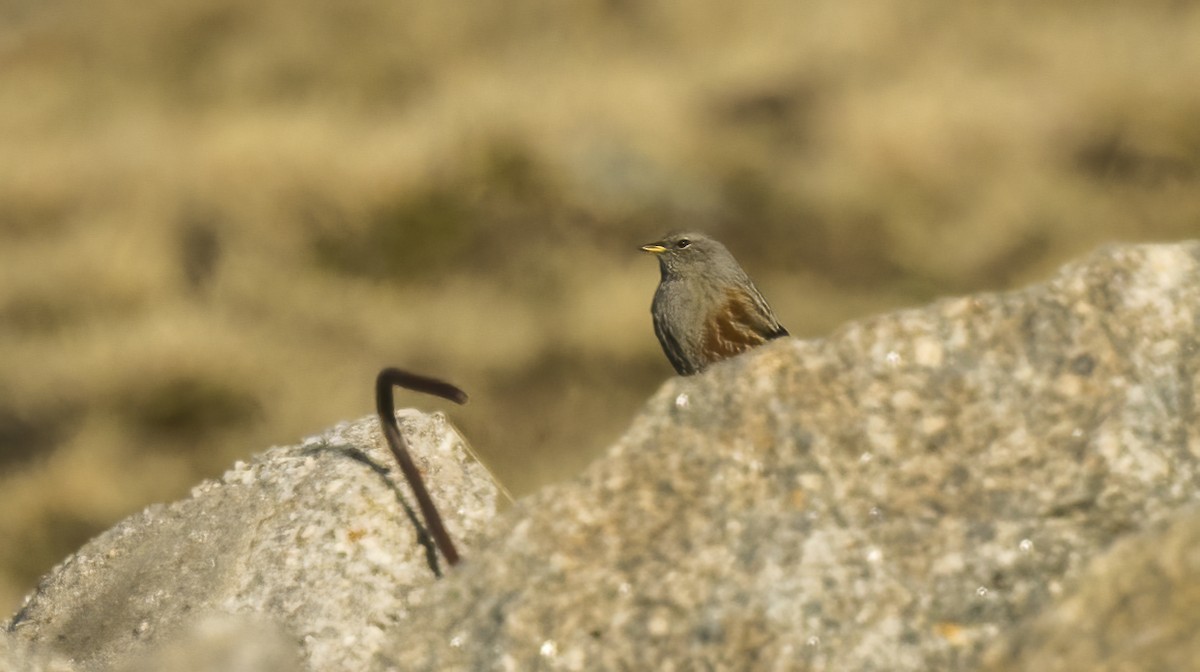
371;242;1200;670
982;506;1200;672
5;411;497;672
10;243;1200;672
117;615;301;672
0;630;75;672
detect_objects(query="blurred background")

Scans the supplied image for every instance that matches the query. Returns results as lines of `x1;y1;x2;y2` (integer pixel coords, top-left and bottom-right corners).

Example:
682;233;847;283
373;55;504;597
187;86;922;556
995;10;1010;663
2;0;1199;613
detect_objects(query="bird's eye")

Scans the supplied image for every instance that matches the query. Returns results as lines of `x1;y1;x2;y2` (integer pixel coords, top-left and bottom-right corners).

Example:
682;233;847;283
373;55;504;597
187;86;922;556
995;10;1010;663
675;239;691;249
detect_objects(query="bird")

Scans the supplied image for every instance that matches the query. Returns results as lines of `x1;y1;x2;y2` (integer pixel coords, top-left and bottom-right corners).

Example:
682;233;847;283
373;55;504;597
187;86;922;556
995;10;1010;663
641;231;788;375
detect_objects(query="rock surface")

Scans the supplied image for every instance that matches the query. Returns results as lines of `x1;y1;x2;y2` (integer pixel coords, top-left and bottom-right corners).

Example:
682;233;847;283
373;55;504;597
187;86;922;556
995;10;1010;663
982;507;1200;672
10;242;1200;671
368;242;1200;670
0;630;74;672
6;411;497;671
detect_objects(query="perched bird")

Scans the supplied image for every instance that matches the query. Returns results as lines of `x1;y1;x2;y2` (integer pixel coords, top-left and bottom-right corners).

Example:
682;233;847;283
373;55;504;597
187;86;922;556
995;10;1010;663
641;232;788;375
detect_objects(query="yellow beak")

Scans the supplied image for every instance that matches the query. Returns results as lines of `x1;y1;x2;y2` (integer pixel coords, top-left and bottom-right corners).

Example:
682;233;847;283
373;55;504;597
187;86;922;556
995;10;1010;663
641;244;667;254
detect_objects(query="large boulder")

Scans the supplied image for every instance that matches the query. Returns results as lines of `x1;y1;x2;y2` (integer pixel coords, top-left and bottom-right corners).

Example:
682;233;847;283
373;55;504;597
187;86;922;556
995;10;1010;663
370;242;1200;670
6;411;498;671
9;242;1200;671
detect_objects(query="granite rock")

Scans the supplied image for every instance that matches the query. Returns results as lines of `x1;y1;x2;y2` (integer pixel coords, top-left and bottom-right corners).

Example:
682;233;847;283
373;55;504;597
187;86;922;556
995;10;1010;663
0;630;75;672
10;242;1200;671
983;506;1200;672
116;615;301;672
371;242;1200;670
6;411;497;671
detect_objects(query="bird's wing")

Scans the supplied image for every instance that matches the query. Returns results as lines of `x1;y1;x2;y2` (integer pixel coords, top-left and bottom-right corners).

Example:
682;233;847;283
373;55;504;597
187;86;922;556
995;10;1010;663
702;287;788;363
743;283;788;338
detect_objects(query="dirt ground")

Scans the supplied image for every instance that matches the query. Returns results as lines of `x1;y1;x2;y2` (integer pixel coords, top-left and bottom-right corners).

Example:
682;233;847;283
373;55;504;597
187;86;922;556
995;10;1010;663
2;0;1198;613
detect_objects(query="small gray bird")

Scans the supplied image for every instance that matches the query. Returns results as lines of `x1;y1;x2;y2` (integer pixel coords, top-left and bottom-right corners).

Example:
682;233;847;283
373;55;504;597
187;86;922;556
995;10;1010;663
641;232;788;375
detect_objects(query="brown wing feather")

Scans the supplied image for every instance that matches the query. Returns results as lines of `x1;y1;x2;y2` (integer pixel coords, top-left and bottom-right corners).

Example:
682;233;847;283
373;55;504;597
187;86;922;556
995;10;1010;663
700;288;788;368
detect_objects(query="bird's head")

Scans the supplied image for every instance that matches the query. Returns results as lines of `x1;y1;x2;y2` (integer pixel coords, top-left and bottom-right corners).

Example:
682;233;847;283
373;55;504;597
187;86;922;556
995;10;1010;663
640;232;732;277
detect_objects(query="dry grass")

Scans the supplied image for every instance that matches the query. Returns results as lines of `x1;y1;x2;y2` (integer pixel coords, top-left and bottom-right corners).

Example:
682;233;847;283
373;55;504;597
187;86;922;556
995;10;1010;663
2;0;1199;612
